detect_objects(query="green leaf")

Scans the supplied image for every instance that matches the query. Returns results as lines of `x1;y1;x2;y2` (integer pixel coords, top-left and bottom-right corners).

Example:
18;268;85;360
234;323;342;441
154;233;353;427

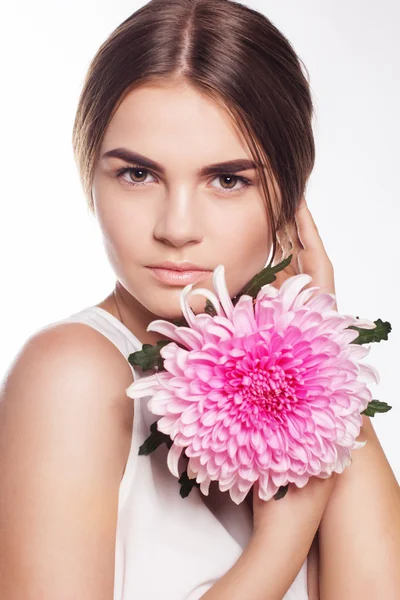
361;399;392;417
204;298;218;317
179;469;201;498
128;340;171;371
138;420;173;455
171;316;189;327
202;255;293;314
273;483;289;500
347;318;392;345
234;254;293;302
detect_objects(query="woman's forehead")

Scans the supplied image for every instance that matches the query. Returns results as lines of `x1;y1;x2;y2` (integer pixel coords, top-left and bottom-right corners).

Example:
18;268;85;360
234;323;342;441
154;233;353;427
102;83;247;155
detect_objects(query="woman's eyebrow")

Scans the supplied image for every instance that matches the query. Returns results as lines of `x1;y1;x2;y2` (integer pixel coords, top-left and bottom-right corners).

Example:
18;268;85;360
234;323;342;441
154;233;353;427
101;147;259;175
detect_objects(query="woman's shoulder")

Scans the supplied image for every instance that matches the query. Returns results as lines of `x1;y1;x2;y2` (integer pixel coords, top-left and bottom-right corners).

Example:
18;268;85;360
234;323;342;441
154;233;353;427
1;315;135;480
0;316;134;597
15;314;134;390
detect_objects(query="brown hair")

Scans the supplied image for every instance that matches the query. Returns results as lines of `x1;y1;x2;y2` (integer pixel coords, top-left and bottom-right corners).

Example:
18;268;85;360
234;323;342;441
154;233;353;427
72;0;315;266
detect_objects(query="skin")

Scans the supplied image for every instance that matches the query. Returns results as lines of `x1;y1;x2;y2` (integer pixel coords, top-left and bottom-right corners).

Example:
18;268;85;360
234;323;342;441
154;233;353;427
92;80;400;597
92;80;271;345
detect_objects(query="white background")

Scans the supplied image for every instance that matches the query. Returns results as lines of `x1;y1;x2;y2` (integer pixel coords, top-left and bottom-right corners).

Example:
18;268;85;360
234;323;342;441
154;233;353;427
1;1;399;481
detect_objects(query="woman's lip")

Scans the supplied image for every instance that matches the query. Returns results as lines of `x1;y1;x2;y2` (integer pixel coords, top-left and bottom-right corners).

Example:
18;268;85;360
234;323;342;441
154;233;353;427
147;267;211;286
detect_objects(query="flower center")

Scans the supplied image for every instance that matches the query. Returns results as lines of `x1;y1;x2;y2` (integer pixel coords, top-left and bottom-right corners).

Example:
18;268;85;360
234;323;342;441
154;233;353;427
244;364;298;413
225;355;301;425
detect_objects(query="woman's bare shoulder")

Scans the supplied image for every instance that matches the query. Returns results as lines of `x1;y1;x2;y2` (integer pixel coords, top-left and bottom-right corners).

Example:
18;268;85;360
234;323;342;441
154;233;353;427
1;318;135;463
0;319;135;597
3;317;134;392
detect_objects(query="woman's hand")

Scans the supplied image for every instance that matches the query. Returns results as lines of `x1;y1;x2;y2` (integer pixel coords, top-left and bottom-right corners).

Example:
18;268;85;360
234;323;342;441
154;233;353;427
247;195;340;597
273;196;337;311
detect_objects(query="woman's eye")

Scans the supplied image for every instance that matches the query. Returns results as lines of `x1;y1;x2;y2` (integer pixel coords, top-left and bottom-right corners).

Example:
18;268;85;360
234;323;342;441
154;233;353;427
116;166;156;187
210;174;252;194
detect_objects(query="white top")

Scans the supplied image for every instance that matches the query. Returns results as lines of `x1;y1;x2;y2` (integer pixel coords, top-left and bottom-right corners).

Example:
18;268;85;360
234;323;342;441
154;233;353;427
60;305;309;600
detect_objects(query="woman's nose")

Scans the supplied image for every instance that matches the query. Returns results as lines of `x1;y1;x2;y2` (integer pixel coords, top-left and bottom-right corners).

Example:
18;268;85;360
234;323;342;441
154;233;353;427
153;188;203;248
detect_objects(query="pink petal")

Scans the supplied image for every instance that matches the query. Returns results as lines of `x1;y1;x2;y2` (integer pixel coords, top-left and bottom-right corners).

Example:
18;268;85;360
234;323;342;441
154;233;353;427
232;295;257;334
146;319;180;340
200;477;212;495
347;344;370;360
175;327;204;350
292;285;320;309
278;273;313;312
305;293;337;313
125;375;158;399
258;472;279;501
357;363;380;384
212;315;236;335
147;390;176;414
229;482;248;504
180;284;203;331
180;404;201;424
213;264;234;320
156;414;179;435
167;443;184;477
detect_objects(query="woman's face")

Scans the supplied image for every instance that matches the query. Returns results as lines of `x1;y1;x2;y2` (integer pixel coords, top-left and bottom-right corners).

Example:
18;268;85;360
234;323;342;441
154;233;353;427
92;81;272;330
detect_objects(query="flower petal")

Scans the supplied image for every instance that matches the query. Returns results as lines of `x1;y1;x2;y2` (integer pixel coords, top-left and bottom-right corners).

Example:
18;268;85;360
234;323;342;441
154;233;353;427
167;443;184;477
137;262;381;505
213;264;234;320
125;375;158;399
278;273;313;312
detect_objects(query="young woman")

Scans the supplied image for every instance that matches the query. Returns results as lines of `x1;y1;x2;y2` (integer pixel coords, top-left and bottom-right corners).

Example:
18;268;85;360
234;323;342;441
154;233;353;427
1;1;399;599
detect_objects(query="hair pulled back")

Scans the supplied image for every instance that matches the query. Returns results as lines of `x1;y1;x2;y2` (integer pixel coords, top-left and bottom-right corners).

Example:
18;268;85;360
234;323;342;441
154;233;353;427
72;0;315;265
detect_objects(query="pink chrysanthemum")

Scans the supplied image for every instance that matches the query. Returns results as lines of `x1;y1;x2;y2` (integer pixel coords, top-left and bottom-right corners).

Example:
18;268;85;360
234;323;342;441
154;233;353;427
126;266;378;504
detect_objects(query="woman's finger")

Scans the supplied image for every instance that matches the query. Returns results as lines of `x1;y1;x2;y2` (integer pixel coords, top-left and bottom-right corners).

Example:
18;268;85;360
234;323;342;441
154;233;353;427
294;196;329;256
